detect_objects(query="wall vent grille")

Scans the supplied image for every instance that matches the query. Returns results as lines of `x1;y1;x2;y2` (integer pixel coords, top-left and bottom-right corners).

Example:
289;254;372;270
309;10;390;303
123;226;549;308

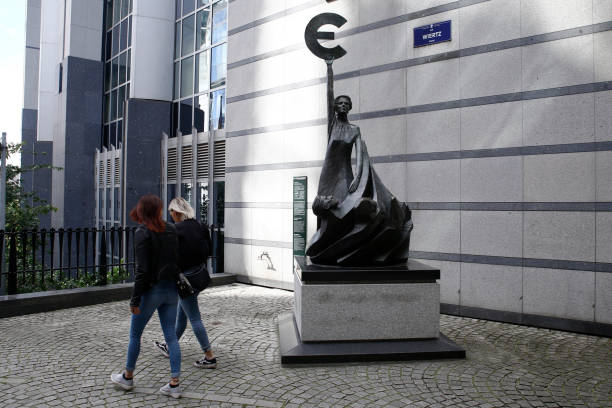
197;143;209;179
98;160;104;185
181;145;193;179
106;159;112;186
114;157;121;185
213;140;225;177
167;147;177;181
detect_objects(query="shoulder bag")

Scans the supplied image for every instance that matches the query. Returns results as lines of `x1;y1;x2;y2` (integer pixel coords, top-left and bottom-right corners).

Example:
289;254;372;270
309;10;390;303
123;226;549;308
183;262;211;293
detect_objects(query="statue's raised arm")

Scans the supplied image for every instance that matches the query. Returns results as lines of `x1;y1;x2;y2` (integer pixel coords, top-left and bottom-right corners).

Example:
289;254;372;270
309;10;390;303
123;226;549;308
326;59;335;139
303;12;347;139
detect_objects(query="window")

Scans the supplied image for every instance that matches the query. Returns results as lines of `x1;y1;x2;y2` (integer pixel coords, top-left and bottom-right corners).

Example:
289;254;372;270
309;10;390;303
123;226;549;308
181;14;195;56
121;0;129;18
196;8;211;50
182;182;193;202
194;94;208;132
210;43;226;88
104;62;111;91
212;0;227;44
102;0;132;149
105;31;112;60
110;125;116;148
175;22;181;59
111;89;117;120
120;20;127;50
118;86;125;118
119;52;126;84
174;62;180;100
179;98;193;134
173;0;227;134
105;1;113;30
180;56;194;98
112;57;118;88
126;50;131;80
209;89;225;130
116;119;123;145
128;16;132;46
183;0;195;16
198;183;209;223
213;180;224;227
196;51;209;93
104;94;110;122
113;0;120;24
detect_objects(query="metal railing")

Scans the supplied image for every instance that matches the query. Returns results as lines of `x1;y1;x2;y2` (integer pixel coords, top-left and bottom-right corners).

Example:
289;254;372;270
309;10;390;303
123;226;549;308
0;225;224;295
0;227;137;295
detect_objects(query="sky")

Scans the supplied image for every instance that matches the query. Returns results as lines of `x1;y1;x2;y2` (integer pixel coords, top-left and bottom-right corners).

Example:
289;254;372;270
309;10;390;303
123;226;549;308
0;1;26;165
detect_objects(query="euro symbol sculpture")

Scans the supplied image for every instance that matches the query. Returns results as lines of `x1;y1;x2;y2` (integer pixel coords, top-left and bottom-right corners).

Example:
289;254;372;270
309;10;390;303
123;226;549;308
304;13;347;61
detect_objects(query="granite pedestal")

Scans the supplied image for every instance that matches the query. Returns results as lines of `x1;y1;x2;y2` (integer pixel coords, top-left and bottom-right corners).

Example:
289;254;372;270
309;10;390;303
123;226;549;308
278;257;465;364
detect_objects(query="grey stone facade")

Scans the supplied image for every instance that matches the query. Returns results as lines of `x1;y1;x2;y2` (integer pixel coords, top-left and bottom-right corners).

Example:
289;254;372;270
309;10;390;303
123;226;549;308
224;0;612;335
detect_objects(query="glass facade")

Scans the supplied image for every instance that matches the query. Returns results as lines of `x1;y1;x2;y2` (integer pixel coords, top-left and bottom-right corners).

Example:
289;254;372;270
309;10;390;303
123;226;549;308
96;0;227;265
173;0;227;135
103;0;132;149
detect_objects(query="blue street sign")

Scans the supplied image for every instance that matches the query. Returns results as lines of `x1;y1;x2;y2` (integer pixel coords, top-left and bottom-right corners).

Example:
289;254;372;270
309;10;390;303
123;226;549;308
414;20;452;47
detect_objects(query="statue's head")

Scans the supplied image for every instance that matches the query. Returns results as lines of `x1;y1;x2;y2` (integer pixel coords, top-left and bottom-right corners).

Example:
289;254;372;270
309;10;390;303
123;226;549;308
334;95;352;114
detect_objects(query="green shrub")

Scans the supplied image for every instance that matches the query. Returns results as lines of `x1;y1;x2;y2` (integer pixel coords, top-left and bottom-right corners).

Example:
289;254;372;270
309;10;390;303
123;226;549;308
16;262;130;294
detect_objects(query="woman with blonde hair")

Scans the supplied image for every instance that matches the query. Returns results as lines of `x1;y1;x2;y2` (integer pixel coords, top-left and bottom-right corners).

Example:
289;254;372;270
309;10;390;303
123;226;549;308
154;197;217;368
110;194;183;398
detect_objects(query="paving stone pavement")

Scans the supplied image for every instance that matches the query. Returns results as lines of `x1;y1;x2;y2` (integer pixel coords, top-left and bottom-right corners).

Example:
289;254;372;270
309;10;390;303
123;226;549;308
0;283;611;407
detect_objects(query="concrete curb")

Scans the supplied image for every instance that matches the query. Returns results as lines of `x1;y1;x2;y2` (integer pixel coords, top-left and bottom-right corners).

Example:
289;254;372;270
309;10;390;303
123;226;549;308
0;273;237;318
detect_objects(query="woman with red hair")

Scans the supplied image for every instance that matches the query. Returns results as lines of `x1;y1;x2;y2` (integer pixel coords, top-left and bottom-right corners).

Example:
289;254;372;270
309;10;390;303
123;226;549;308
110;194;183;399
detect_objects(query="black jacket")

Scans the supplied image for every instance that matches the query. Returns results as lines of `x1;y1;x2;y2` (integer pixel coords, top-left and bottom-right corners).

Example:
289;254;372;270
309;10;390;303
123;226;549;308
130;222;180;307
175;219;212;271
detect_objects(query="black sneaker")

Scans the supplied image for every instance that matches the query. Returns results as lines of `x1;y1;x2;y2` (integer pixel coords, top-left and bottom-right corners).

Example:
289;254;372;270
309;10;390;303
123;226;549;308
153;340;169;358
194;357;217;369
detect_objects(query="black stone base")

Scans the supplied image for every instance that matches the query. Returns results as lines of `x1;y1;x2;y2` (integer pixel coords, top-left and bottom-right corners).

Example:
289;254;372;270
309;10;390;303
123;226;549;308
278;312;466;364
294;256;440;282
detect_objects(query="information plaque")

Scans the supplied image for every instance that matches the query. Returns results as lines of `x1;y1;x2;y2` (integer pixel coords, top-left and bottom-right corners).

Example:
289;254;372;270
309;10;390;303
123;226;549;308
414;20;452;47
293;176;307;257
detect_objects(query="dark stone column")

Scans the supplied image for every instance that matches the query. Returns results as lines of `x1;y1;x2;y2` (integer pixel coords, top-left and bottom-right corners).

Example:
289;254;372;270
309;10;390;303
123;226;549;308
124;98;171;225
62;56;103;228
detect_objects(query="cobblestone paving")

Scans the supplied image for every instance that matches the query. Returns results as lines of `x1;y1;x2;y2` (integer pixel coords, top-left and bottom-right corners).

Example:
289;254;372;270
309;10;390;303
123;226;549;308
1;283;611;407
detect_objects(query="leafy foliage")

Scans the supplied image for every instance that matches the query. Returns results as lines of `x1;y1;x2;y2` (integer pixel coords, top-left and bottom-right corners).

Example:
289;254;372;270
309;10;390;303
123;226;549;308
16;264;130;294
3;142;60;231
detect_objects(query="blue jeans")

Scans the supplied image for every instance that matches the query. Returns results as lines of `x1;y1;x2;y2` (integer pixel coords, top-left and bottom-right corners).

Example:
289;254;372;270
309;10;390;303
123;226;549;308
126;279;181;378
176;292;211;353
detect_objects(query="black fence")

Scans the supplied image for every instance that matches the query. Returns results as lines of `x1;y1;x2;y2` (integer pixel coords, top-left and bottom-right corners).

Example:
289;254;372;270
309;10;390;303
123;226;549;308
0;225;224;295
0;227;136;295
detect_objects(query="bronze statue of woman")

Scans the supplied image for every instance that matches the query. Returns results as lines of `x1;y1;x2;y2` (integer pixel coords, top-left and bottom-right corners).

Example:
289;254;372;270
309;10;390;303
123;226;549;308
306;61;413;266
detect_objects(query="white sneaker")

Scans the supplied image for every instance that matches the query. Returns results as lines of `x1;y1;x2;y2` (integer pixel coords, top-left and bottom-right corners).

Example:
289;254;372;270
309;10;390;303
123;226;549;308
159;383;182;399
110;372;134;391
